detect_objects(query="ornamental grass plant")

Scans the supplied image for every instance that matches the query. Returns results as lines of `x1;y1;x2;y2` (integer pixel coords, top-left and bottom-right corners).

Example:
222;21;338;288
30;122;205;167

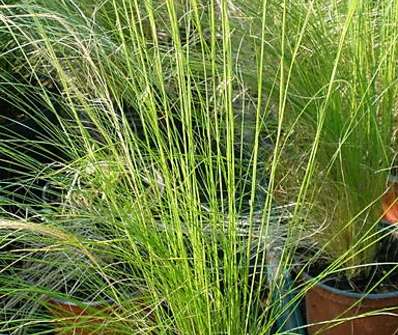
0;1;297;334
2;0;398;334
260;0;398;282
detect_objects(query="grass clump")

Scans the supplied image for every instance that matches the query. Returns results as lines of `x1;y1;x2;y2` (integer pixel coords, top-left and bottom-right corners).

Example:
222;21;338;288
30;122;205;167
253;0;398;280
0;1;288;334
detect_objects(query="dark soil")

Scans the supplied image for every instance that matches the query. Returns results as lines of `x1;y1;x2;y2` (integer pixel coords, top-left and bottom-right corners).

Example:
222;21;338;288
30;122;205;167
301;228;398;294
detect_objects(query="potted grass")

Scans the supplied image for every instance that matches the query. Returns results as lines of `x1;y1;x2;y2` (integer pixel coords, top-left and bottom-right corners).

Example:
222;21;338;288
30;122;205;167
263;1;398;334
47;290;156;335
0;214;160;334
1;0;297;333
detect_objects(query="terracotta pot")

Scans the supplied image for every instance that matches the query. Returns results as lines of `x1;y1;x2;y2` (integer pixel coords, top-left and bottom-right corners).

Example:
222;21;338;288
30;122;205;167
48;295;155;334
48;298;114;335
305;276;398;335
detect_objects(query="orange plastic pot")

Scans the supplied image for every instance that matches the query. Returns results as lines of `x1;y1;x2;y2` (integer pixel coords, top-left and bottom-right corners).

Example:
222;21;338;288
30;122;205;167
305;276;398;335
48;298;114;335
48;295;155;334
382;175;398;224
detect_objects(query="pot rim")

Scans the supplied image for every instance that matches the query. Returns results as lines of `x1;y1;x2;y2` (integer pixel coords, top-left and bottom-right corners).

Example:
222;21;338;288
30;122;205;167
48;297;113;307
388;174;398;184
303;273;398;300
